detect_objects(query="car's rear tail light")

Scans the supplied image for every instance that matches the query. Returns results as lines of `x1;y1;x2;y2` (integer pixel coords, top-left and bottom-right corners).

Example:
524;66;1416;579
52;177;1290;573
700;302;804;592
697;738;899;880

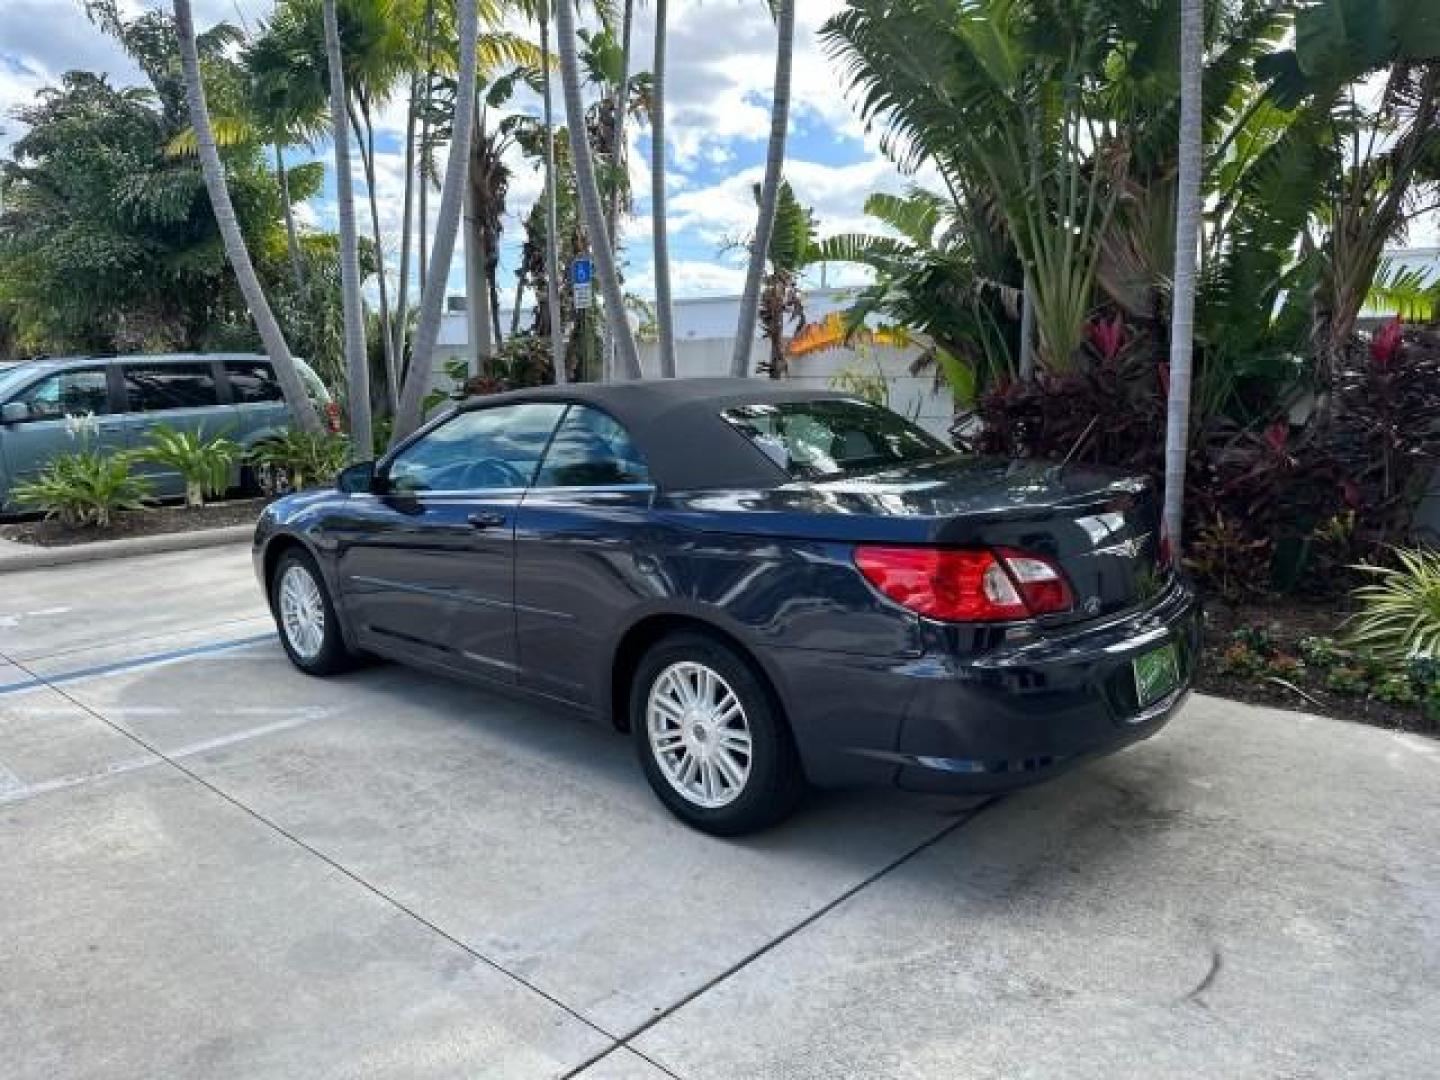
853;546;1074;622
324;401;343;434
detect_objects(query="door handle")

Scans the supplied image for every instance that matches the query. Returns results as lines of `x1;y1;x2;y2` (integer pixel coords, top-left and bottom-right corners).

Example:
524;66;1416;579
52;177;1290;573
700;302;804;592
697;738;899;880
467;511;506;530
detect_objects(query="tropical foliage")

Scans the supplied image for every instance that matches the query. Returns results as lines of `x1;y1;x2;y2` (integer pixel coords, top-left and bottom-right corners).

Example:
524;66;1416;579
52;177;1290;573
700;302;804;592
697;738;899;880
247;430;351;491
1348;548;1440;661
812;0;1440;599
132;426;242;508
11;451;152;528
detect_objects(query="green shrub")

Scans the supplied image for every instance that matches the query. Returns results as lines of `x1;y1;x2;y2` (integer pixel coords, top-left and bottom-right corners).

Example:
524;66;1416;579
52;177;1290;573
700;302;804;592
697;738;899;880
1232;625;1278;658
1372;673;1419;707
247;431;349;492
1348;548;1440;661
1298;636;1347;669
132;425;240;508
1324;665;1370;696
11;450;150;527
1217;642;1265;678
1265;653;1304;679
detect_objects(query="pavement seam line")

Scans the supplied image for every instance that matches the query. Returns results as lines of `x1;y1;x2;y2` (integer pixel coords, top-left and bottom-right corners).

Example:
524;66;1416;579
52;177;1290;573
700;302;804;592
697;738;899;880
557;798;999;1080
3;637;994;1080
2;650;627;1058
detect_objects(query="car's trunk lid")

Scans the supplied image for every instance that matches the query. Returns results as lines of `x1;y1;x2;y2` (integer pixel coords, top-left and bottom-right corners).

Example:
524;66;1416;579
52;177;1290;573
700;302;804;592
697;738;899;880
671;455;1170;624
812;456;1169;622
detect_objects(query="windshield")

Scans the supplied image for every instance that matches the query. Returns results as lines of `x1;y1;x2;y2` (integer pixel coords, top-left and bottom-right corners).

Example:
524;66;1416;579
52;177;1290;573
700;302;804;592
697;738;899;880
0;362;46;401
721;398;951;481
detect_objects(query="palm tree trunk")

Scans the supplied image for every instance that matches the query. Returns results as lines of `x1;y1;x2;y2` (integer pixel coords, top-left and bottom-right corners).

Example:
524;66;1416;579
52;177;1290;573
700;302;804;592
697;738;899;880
352;96;397;403
730;0;794;378
605;0;634;247
274;141;307;296
416;0;437;310
1018;274;1035;379
173;0;322;434
489;270;503;347
390;74;419;410
394;0;480;440
554;0;642;381
652;0;676;378
510;276;525;336
540;3;566;384
602;0;635;381
325;0;372;458
463;185;494;371
464;112;494;373
1161;0;1204;553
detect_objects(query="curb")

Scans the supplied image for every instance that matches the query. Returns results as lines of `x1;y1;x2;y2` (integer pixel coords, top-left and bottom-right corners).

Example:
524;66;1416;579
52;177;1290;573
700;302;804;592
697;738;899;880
0;523;254;572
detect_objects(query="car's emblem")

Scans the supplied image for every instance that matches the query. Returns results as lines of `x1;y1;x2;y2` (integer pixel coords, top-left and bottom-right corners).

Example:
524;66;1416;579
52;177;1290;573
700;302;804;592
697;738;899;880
1094;533;1149;560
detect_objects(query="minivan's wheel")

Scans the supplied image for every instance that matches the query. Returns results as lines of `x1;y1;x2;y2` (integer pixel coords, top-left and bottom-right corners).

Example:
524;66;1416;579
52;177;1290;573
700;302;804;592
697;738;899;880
631;632;804;835
271;549;353;676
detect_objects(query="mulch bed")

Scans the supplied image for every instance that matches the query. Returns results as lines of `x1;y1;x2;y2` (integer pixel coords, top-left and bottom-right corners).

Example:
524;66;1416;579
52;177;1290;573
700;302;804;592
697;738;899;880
0;498;266;547
1198;597;1437;736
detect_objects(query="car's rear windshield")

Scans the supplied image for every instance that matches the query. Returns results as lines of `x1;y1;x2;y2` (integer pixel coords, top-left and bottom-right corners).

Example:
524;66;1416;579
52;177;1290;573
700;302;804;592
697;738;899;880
720;398;951;480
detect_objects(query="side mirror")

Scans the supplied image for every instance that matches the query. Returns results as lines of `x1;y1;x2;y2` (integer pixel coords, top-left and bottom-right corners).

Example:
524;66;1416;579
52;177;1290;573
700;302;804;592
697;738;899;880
336;460;377;494
1;401;30;424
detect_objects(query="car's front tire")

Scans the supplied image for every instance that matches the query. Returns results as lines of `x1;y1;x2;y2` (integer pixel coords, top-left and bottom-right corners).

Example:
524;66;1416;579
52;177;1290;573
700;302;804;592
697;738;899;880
270;549;353;676
631;632;805;836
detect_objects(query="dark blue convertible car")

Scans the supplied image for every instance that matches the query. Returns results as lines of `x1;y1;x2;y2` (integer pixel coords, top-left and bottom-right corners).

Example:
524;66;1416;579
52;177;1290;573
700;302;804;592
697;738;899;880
255;379;1199;834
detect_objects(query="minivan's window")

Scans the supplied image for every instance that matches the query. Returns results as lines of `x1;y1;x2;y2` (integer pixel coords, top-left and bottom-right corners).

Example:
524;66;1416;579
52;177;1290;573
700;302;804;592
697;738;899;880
721;399;950;480
11;368;112;419
535;406;649;488
226;361;283;404
123;362;220;412
387;402;566;493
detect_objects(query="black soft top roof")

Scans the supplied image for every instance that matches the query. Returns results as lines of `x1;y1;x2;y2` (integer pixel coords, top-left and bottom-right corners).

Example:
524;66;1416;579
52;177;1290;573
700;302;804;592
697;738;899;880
461;377;857;490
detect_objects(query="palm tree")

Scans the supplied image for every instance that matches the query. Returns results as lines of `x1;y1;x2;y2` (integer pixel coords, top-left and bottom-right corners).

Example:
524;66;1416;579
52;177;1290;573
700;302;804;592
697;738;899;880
172;0;323;434
651;0;676;377
554;0;643;380
606;0;635;251
323;0;371;456
539;1;566;383
463;109;495;373
394;0;481;440
730;0;795;378
1162;0;1204;552
602;0;635;381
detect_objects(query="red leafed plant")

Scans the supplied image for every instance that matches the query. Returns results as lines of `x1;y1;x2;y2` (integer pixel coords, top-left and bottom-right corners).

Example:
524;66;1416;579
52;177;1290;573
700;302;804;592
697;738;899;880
1085;312;1129;362
1370;317;1404;369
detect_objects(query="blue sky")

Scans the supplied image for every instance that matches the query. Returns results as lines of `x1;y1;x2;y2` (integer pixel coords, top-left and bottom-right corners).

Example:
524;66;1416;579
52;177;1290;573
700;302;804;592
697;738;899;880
0;0;914;307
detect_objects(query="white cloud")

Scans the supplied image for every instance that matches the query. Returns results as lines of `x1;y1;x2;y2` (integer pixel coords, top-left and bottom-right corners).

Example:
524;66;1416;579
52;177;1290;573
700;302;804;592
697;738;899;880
2;0;916;303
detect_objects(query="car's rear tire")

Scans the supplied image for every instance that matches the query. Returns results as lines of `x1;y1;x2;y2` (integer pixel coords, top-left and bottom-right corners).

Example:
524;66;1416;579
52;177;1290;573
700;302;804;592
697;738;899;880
630;631;805;835
270;549;354;676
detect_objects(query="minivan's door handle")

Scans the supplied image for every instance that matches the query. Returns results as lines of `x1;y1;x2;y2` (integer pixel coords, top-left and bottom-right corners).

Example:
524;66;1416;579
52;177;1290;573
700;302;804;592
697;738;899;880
467;511;506;530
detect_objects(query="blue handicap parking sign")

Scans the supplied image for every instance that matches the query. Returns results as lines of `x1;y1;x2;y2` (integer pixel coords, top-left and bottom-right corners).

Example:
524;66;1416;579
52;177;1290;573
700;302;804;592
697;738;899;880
572;257;593;286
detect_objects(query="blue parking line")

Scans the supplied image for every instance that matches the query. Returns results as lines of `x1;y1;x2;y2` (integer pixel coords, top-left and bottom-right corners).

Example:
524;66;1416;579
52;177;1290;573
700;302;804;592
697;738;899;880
0;632;277;696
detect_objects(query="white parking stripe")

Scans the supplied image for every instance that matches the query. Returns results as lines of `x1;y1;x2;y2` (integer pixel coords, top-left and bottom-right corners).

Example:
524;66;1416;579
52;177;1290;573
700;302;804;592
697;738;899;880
0;709;335;806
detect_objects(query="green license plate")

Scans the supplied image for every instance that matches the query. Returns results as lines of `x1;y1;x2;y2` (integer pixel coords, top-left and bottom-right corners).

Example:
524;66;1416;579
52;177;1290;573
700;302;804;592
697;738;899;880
1133;642;1181;708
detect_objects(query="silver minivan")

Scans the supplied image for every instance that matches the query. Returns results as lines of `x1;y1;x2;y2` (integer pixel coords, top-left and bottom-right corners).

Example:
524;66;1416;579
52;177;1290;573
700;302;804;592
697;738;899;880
0;353;334;512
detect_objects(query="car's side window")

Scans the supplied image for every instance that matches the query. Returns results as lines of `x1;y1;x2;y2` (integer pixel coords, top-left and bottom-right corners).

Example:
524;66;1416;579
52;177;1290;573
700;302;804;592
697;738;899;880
12;368;112;419
386;402;567;494
226;361;283;404
123;362;220;412
534;405;650;488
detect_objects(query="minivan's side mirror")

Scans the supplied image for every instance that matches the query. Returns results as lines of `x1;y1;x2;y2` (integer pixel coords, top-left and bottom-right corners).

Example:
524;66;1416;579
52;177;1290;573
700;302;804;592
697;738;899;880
336;460;377;494
1;401;30;424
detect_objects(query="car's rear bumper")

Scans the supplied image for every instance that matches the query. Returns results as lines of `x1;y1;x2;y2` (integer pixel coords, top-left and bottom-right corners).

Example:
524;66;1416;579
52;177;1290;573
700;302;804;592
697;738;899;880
763;580;1202;795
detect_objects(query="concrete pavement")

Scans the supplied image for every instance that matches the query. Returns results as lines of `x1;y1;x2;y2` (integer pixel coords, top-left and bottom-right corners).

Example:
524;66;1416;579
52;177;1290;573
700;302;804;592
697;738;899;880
1;544;1437;1079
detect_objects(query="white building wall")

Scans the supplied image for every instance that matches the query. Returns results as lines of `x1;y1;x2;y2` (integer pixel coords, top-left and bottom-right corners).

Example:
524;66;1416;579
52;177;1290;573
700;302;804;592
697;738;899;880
431;287;958;437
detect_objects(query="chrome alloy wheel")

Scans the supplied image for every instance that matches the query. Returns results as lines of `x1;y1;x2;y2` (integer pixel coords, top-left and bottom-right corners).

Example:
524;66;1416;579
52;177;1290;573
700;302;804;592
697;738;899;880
278;563;326;660
646;661;753;809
